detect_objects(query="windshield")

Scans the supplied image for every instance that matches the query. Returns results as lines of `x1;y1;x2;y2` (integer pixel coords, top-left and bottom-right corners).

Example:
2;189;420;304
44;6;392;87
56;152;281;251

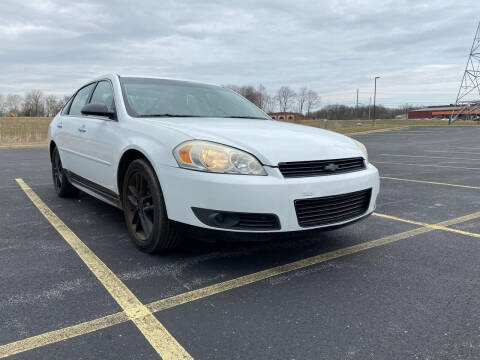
120;77;269;119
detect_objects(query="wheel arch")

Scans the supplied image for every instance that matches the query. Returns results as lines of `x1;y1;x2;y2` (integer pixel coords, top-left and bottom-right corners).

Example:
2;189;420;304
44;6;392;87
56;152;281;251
116;147;157;204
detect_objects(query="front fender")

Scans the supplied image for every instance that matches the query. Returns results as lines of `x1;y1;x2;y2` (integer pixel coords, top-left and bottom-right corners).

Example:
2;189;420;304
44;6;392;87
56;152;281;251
114;127;192;194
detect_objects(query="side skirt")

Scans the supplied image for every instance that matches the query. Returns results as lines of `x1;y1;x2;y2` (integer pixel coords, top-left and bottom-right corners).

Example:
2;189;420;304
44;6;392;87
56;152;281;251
64;170;122;209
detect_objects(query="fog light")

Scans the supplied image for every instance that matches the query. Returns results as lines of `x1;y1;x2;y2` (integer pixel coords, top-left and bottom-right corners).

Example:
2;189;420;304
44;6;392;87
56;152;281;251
192;207;280;231
210;212;239;227
213;213;224;224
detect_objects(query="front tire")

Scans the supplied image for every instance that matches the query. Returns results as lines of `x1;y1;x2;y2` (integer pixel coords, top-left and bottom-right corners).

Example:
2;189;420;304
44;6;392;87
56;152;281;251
51;147;79;198
122;159;182;253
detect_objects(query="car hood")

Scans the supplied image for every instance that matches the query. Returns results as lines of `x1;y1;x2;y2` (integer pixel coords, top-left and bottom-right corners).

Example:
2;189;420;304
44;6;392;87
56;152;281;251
141;117;363;165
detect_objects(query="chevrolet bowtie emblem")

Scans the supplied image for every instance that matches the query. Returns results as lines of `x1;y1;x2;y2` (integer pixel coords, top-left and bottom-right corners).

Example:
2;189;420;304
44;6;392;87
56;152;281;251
324;163;339;172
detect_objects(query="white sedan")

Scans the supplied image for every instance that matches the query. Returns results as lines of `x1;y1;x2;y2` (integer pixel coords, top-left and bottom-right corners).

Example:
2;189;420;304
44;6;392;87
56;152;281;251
49;74;379;252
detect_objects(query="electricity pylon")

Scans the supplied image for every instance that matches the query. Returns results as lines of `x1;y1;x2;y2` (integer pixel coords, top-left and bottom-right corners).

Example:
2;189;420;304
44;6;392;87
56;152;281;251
452;21;480;123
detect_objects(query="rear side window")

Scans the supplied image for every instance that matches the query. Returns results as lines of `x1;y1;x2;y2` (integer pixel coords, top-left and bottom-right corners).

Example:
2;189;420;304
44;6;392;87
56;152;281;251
69;83;95;115
90;81;115;112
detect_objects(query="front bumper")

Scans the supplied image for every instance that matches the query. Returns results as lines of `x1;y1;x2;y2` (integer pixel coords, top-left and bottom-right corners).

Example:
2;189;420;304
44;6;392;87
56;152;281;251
159;163;380;233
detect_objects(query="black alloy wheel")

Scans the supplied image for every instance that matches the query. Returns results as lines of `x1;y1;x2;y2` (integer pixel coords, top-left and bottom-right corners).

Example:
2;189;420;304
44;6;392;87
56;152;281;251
52;148;63;190
125;172;155;241
122;159;182;253
51;147;79;197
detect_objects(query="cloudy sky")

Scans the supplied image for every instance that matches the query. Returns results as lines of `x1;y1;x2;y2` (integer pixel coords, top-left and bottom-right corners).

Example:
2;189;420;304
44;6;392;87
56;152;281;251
1;0;479;108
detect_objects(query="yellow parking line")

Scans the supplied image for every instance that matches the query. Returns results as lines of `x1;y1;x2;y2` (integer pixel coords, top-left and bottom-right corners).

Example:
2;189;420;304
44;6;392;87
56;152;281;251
145;211;480;313
373;161;480;171
345;126;410;135
380;153;480;161
146;226;431;313
373;213;429;227
0;224;433;359
147;210;480;314
0;313;129;358
13;179;192;360
3;203;480;359
380;176;480;190
439;211;480;226
373;213;480;239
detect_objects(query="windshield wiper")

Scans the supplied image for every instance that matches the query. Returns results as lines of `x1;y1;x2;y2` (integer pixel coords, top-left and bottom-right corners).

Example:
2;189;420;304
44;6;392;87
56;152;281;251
139;114;203;118
224;116;268;120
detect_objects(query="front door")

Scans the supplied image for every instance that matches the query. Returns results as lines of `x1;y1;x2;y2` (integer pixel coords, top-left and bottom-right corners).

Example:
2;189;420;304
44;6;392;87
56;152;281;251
76;80;119;192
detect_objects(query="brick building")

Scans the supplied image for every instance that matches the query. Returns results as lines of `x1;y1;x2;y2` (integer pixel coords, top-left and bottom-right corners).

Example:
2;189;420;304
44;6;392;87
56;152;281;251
407;105;480;119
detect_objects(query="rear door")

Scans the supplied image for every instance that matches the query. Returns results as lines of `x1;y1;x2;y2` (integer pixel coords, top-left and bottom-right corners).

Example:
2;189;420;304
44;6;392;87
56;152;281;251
59;83;96;174
54;96;73;160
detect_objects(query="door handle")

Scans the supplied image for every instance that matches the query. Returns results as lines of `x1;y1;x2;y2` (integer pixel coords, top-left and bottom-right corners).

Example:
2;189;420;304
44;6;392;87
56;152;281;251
57;122;63;128
78;127;86;133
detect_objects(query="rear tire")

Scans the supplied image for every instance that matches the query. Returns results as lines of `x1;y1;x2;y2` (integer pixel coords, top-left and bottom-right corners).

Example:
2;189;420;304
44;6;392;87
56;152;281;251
122;159;182;253
51;147;79;198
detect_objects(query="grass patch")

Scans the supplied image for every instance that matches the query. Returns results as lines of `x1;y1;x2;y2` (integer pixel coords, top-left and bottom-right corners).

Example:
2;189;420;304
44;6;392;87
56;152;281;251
0;117;52;146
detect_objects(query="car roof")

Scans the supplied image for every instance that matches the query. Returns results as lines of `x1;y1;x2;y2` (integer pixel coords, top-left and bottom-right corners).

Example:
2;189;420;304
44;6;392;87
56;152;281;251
95;73;221;88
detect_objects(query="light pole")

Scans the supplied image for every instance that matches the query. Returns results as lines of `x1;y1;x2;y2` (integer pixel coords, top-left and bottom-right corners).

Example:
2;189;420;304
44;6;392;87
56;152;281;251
373;76;380;126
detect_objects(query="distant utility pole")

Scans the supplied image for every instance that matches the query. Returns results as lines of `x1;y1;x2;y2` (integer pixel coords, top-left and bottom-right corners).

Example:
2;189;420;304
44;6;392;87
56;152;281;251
356;89;359;119
368;97;371;121
373;76;380;126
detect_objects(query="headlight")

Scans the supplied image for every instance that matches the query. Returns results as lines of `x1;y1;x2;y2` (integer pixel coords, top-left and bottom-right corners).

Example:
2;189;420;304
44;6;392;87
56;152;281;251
173;140;267;175
353;139;368;163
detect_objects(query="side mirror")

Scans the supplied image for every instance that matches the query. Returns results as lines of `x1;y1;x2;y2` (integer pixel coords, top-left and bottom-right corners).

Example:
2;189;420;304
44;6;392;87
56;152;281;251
81;103;115;119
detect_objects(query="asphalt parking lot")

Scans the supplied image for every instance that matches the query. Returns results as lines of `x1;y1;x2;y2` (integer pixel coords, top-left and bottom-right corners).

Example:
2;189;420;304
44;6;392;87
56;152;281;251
1;126;480;359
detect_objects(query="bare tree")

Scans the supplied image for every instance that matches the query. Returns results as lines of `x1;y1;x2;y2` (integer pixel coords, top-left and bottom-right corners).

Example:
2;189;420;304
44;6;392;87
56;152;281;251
23;90;44;116
311;104;407;120
0;94;6;116
243;86;261;106
227;85;262;108
276;86;296;113
227;84;272;113
305;90;320;116
44;95;56;117
256;84;269;111
401;103;412;120
264;94;276;113
296;87;308;114
5;94;23;115
44;95;64;117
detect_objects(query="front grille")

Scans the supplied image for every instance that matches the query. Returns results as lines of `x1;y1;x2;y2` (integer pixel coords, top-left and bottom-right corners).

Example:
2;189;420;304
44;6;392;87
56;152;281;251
278;157;365;178
294;189;371;228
